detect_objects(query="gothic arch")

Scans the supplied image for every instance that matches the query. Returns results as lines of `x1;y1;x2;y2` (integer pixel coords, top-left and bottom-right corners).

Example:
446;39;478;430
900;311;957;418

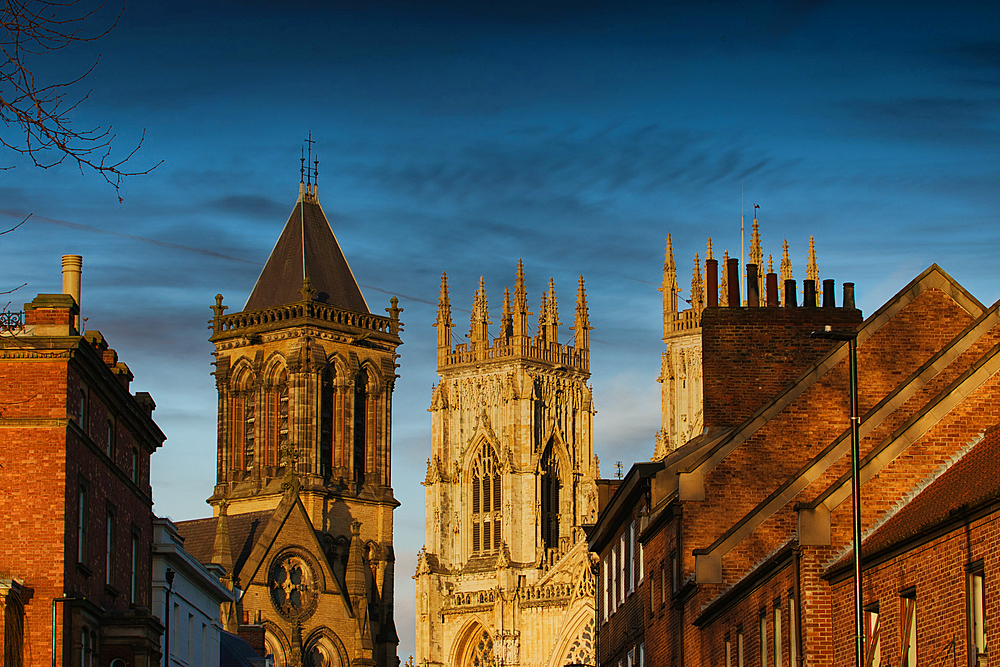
262;351;288;385
262;621;290;667
466;439;502;556
450;619;495;667
324;352;350;381
547;604;597;667
302;626;348;667
534;428;572;477
355;359;383;394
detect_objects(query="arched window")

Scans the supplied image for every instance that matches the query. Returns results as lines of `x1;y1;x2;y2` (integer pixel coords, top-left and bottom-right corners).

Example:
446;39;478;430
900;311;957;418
468;629;494;667
471;443;502;554
229;370;256;474
540;444;561;551
263;366;288;469
353;369;369;486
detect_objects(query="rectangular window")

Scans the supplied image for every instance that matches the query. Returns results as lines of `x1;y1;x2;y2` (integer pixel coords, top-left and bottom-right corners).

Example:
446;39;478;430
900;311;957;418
620;535;627;603
629;521;636;593
106;418;115;457
901;591;916;667
968;566;986;666
638;643;645;667
671;549;679;595
638;537;644;584
737;627;745;667
864;603;881;667
131;531;140;605
774;600;782;667
105;509;116;586
132;447;140;485
788;591;798;666
661;562;667;605
78;482;88;564
760;610;768;667
650;565;657;614
725;633;732;667
611;547;618;613
603;555;609;622
79;387;89;430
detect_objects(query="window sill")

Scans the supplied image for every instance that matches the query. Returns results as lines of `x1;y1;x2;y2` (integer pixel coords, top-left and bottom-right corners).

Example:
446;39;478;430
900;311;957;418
76;562;92;578
104;584;120;598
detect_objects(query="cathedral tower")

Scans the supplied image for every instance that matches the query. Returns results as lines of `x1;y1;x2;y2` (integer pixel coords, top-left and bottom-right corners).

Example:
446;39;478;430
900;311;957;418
180;170;403;667
415;263;599;667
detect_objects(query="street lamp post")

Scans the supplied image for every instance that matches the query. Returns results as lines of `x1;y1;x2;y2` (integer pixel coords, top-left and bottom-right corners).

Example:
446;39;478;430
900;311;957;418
812;327;862;667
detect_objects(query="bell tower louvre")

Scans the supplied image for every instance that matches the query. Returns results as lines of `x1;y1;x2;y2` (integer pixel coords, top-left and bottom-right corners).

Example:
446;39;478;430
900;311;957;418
177;157;403;667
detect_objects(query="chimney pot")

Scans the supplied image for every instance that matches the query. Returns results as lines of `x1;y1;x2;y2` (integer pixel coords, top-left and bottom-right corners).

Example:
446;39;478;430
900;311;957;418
766;272;778;307
61;255;82;330
746;264;759;307
822;279;836;308
726;258;740;307
843;282;856;310
803;279;817;308
784;279;797;307
706;258;719;308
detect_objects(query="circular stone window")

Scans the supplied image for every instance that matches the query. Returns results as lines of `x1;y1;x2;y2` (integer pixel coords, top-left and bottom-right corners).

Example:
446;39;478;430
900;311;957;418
268;550;319;621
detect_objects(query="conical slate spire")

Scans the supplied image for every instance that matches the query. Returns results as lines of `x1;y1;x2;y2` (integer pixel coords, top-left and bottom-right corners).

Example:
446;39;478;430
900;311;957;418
244;186;369;313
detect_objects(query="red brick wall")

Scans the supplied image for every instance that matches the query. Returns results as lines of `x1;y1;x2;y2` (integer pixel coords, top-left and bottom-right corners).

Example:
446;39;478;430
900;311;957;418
701;306;863;428
829;509;1000;667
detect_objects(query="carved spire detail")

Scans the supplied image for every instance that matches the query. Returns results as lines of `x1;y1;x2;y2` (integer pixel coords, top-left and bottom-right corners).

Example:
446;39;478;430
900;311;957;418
469;276;490;344
806;235;819;287
691;253;704;311
546;277;560;344
512;259;530;338
434;272;453;352
748;214;764;300
662;234;678;315
501;287;513;339
572;275;591;351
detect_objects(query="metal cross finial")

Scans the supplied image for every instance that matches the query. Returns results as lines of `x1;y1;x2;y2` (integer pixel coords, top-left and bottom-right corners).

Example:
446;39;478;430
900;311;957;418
313;154;319;189
305;132;315;187
300;146;305;183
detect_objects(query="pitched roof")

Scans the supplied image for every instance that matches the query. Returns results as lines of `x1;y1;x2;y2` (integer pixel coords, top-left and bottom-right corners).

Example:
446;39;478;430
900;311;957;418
219;631;266;667
175;510;273;577
243;190;369;314
859;424;1000;559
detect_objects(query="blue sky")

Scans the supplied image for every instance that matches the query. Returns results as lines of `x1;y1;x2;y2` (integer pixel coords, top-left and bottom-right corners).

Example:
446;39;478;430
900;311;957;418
3;0;999;659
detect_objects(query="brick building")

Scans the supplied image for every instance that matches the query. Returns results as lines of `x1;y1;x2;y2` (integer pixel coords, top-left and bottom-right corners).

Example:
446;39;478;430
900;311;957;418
176;176;404;667
592;246;1000;665
0;255;165;666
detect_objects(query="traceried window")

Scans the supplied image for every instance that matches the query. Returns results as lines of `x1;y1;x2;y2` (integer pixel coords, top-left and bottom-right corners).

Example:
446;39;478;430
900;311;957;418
969;565;986;666
229;370;256;474
471;442;501;554
540;444;560;551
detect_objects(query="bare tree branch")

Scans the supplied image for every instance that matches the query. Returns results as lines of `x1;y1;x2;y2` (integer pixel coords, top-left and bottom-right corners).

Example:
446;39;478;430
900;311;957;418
1;0;160;199
0;212;29;234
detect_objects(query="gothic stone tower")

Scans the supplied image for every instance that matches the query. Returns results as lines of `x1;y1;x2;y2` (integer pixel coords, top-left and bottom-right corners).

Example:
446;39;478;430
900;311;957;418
654;218;828;459
415;262;599;667
190;178;403;667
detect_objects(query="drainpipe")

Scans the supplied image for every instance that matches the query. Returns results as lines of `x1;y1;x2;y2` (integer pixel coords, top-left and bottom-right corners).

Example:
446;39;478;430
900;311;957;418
52;596;73;667
793;546;803;667
164;568;175;666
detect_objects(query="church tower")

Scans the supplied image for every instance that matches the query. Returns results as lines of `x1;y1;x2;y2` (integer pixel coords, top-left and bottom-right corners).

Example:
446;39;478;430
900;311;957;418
415;263;599;667
182;163;403;667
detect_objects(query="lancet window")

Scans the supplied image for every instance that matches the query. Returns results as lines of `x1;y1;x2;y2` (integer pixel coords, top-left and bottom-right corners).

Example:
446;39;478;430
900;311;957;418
321;366;336;478
540;444;561;551
229;370;256;474
262;367;288;469
471;442;502;554
354;368;370;485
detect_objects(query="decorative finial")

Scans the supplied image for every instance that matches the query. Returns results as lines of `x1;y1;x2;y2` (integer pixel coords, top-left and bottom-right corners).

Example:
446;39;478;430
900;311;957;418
706;237;714;261
305;132;315;188
300;146;306;184
768;254;774;274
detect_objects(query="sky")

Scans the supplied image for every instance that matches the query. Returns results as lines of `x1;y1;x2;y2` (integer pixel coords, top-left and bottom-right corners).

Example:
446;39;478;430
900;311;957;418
3;0;999;660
